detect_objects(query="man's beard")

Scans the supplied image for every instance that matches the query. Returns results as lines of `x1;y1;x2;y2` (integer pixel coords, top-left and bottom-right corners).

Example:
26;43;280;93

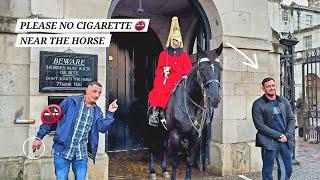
266;91;276;97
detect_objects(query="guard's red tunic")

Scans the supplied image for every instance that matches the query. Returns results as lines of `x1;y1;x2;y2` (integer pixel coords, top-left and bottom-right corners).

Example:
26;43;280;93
148;49;192;109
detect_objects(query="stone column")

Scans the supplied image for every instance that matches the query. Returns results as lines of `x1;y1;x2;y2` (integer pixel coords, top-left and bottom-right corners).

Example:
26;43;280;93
1;0;112;179
207;0;281;176
0;0;31;179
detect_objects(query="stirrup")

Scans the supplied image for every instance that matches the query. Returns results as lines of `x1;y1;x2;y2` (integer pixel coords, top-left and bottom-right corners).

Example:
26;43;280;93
149;111;159;127
149;120;159;127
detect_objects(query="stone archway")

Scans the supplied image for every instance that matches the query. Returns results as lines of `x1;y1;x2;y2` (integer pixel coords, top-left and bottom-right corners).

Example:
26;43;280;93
190;0;223;50
107;0;223;52
105;0;223;139
105;0;224;173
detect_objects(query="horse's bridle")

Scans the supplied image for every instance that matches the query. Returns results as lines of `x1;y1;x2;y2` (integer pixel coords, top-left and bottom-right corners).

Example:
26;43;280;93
196;57;221;108
182;57;221;136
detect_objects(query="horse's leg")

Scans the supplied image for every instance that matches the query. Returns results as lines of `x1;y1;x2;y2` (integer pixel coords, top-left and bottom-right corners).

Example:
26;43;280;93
149;149;157;180
170;130;180;180
200;108;214;171
199;109;214;171
171;152;179;180
199;124;208;172
185;140;196;180
161;139;170;178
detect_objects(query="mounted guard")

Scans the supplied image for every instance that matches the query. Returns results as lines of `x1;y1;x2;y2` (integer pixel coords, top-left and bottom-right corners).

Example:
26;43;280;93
147;46;223;180
148;16;192;127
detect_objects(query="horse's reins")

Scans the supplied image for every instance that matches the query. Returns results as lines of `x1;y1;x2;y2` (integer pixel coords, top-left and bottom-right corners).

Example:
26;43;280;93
183;57;220;137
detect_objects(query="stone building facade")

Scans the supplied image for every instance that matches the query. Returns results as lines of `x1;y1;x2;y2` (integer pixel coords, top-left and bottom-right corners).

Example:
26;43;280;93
0;0;281;178
308;0;320;7
269;0;320;34
268;0;320;98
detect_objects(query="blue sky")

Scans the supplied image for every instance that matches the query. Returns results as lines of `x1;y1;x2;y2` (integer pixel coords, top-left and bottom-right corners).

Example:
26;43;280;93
282;0;308;6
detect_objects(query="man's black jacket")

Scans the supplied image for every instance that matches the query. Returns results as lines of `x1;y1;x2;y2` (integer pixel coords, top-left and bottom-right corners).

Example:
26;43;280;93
252;95;296;150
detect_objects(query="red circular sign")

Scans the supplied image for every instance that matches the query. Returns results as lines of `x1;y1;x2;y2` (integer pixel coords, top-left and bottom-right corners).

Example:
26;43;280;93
135;21;146;31
41;104;62;125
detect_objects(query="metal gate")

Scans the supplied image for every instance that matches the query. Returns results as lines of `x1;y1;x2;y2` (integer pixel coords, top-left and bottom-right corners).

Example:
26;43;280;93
280;35;299;112
302;49;320;141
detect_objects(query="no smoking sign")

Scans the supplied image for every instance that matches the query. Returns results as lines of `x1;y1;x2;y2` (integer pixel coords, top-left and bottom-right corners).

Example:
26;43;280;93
41;104;62;124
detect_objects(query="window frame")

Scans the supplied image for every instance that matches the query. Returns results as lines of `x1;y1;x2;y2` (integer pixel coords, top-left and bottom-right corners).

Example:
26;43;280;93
303;35;312;49
282;10;289;23
306;15;313;26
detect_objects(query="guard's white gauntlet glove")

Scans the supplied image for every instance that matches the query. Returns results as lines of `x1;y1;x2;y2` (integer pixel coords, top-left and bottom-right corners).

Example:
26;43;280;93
163;66;170;78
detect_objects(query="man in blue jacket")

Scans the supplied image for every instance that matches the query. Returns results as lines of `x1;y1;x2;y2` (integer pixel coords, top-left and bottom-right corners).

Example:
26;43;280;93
252;77;295;180
32;81;118;179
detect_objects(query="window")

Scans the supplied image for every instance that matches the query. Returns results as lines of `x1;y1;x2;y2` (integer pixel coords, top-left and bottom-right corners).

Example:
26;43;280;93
303;35;312;49
282;10;289;23
306;15;313;26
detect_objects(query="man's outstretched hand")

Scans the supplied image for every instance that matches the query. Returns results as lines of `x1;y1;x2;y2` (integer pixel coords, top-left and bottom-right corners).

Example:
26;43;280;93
32;138;42;153
108;99;118;113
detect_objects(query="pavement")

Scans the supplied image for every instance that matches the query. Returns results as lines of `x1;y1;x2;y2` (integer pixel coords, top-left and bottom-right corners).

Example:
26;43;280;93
109;135;320;180
192;136;320;180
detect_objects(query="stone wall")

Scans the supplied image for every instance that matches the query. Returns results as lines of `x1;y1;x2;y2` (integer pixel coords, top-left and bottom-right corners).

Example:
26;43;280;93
208;0;281;176
0;0;111;179
209;49;280;176
0;0;282;178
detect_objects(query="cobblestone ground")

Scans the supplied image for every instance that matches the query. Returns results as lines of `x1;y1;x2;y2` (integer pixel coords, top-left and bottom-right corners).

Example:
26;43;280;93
109;136;320;180
192;136;320;180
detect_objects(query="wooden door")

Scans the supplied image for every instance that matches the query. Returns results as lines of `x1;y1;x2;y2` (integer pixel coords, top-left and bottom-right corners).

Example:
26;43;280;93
107;32;162;151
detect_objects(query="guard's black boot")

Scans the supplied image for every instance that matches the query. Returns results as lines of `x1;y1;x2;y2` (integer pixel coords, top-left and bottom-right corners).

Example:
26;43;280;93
148;107;159;126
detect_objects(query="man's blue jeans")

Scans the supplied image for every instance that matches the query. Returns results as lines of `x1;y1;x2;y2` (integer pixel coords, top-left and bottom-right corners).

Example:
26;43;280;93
53;154;88;180
261;142;292;180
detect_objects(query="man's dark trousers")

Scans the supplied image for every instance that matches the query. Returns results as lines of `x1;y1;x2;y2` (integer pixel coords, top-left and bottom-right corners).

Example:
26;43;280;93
261;142;292;180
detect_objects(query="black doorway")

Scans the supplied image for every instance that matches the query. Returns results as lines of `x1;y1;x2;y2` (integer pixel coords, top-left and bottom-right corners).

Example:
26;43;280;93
106;29;163;151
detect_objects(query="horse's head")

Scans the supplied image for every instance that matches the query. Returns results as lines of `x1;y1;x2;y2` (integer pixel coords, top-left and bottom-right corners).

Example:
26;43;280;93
197;52;222;108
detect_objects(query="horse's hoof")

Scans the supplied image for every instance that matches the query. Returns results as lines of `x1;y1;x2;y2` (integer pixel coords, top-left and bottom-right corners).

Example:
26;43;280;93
150;173;157;180
198;163;206;172
162;171;170;179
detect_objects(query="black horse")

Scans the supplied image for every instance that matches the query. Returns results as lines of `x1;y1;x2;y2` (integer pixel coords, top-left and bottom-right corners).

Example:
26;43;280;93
147;50;222;180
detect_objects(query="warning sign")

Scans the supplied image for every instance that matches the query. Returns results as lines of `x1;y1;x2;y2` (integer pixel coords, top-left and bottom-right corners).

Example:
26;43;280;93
41;104;62;125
